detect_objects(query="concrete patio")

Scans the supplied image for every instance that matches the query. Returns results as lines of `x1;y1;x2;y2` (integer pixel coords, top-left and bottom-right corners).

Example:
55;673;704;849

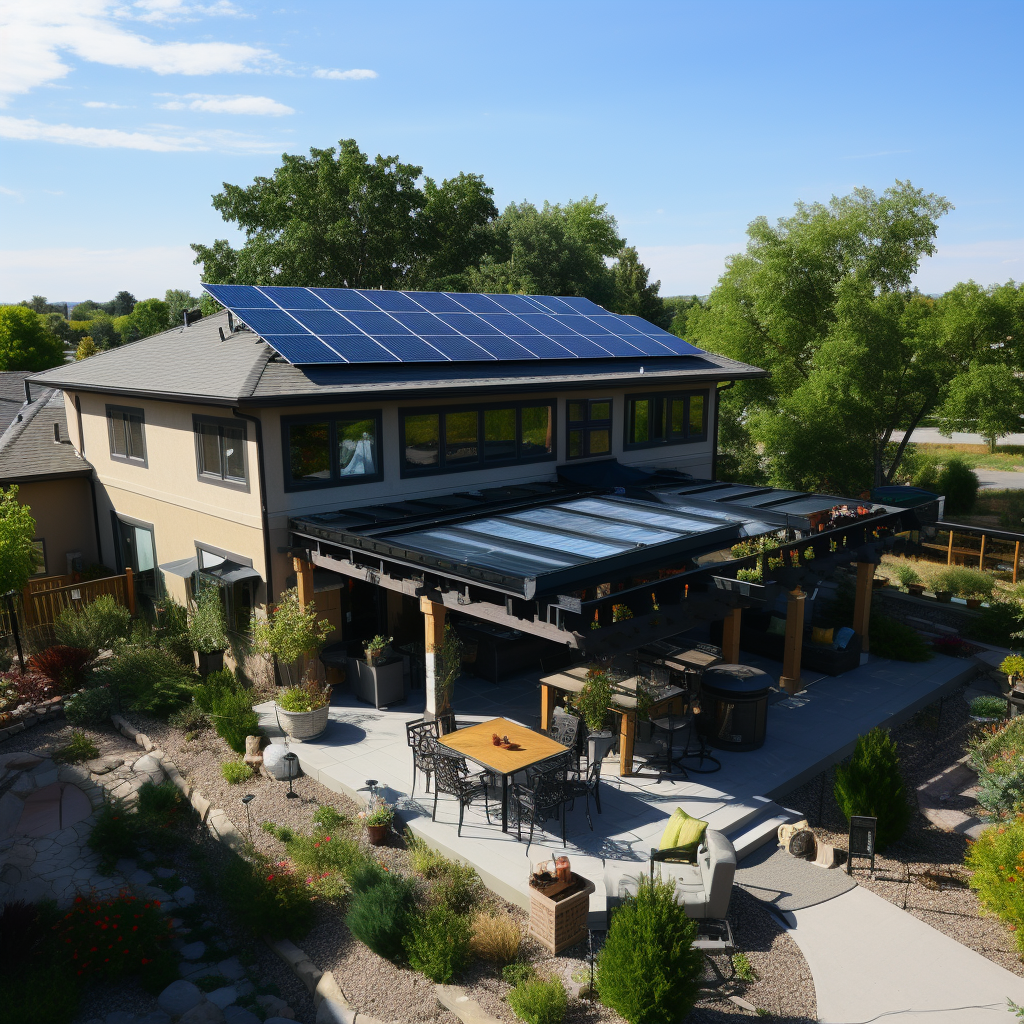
257;648;976;927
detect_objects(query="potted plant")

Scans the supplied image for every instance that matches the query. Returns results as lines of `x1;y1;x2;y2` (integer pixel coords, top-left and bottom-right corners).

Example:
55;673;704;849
892;563;925;596
274;677;331;741
358;794;394;846
576;667;615;764
960;568;995;609
252;587;335;687
968;694;1007;723
364;634;393;667
431;624;462;725
188;586;229;676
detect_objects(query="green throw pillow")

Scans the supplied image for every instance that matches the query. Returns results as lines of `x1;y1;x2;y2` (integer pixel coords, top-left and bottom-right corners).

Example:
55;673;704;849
658;807;708;858
766;616;787;636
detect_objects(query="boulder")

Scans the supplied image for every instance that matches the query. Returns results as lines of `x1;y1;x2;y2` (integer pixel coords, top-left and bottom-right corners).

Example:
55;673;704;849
180;940;206;961
179;1002;225;1024
157;980;203;1017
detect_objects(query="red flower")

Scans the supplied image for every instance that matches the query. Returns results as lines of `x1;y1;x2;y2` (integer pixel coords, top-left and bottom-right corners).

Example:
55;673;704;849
267;874;275;881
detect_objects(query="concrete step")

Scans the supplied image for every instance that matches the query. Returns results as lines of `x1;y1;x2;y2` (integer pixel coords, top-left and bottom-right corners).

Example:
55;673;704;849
704;794;776;837
726;802;802;862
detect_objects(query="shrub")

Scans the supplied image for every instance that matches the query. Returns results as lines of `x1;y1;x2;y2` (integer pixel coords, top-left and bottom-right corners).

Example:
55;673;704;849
63;685;113;726
344;873;417;962
970;602;1024;646
503;961;535;987
168;703;209;733
349;859;390;894
469;909;523;963
0;969;80;1024
221;759;255;784
212;687;261;754
222;855;316;939
965;814;1024;953
732;951;757;982
136;780;185;828
0;670;55;710
27;645;91;693
870;616;933;662
312;805;347;831
597;876;703;1024
99;646;195;717
833;727;912;849
191;668;236;712
277;683;328;713
405;834;480;912
187;586;228;654
88;798;142;871
971;695;1008;719
53;595;132;654
264;821;363;878
52;731;99;764
892;562;922;589
933;566;994;600
969;717;1024;818
508;974;568;1024
405;903;472;983
938;456;979;515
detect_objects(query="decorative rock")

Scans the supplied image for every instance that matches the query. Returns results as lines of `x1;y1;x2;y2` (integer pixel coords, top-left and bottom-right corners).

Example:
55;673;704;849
173;884;196;906
243;735;263;768
206;985;239;1009
180;961;215;980
235;979;254;998
4;753;42;770
190;791;211;822
223;1008;261;1024
116;858;138;875
87;757;124;775
155;866;177;878
178;1002;225;1024
136;734;155;753
106;1012;139;1024
132;753;163;778
130;869;155;886
262;744;292;781
157;979;203;1017
217;957;246;981
180;940;207;960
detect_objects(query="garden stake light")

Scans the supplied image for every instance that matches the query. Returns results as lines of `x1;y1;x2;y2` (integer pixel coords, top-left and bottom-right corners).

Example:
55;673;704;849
241;793;255;842
284;752;298;798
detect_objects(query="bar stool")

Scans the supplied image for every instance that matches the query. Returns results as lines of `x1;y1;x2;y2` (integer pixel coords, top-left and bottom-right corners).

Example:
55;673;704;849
648;712;691;776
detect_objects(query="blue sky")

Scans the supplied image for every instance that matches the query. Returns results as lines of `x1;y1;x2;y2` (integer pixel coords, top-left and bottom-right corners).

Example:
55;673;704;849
0;0;1021;302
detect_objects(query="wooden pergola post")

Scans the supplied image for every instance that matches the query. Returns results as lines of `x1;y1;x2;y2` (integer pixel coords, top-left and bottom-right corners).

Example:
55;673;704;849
979;533;987;570
421;596;446;720
293;556;314;612
722;607;742;664
947;530;955;565
779;588;806;695
1014;541;1020;586
853;561;874;655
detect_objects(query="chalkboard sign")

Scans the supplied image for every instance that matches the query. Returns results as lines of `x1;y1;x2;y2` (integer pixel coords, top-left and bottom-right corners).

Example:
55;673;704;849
847;815;877;875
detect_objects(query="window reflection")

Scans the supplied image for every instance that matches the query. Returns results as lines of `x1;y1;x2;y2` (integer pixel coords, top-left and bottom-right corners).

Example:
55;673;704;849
289;422;331;481
404;413;440;468
445;410;479;463
484;408;517;461
338;418;377;477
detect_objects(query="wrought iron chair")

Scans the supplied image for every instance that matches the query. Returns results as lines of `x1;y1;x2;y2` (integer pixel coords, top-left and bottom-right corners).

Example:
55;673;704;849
436;709;457;735
564;757;603;831
549;711;583;773
512;760;575;846
405;718;439;795
430;742;493;837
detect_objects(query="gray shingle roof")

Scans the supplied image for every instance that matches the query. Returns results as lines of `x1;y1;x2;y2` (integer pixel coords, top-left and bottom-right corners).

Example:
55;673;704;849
29;309;767;404
0;371;33;436
0;389;93;483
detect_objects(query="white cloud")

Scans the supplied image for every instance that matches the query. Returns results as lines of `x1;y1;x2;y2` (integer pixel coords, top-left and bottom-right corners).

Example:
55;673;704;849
117;1;245;23
0;114;282;152
0;185;24;200
913;239;1024;293
313;68;377;80
0;245;201;299
83;100;130;108
0;1;274;106
155;92;293;115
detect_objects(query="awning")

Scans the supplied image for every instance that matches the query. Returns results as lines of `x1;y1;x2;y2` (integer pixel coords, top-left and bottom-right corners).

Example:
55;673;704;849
159;557;262;586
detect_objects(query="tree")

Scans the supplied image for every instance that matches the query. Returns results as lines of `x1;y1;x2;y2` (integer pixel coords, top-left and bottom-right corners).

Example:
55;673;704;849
0;486;37;595
469;196;622;302
608;246;672;328
686;181;968;489
117;298;170;343
84;311;119;350
0;305;65;371
191;139;497;291
664;295;704;339
75;337;98;360
939;363;1024;452
40;311;76;346
70;300;103;321
164;288;198;327
110;291;136;317
19;295;66;315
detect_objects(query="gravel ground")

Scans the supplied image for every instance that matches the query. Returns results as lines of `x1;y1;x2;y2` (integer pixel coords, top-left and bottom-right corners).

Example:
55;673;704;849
783;679;1024;980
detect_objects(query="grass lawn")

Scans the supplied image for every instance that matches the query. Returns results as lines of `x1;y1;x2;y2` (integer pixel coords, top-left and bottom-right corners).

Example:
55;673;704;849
915;442;1024;472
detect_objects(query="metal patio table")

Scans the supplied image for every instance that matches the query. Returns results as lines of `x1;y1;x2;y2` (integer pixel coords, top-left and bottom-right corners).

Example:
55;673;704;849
437;717;569;833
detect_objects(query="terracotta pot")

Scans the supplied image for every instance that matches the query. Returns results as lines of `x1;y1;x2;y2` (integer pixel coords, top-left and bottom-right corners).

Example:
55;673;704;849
907;584;926;596
934;591;952;603
966;598;983;609
366;823;390;846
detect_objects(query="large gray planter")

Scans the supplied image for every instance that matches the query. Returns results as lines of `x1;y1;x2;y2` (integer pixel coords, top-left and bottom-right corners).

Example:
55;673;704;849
349;656;406;709
588;730;615;764
195;649;225;676
275;703;330;742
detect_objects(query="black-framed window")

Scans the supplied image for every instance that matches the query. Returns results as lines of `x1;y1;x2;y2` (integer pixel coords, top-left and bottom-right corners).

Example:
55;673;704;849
194;416;247;489
191;546;256;635
399;401;555;476
112;513;159;615
624;390;708;449
106;405;146;465
282;411;382;491
566;399;612;460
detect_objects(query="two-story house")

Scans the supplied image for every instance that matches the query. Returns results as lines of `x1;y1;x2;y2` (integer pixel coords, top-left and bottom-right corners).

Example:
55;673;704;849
29;286;768;646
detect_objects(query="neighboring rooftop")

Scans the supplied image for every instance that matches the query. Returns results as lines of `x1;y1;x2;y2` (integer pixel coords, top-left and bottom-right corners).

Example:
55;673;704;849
29;291;767;404
0;385;92;483
0;370;32;437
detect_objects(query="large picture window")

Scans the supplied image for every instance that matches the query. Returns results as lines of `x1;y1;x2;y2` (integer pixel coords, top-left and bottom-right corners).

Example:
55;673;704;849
194;416;247;489
400;402;555;476
282;411;382;490
566;399;612;460
624;390;708;449
106;405;146;465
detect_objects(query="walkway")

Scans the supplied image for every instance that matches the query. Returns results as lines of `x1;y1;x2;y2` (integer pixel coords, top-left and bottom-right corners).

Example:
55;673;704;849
784;885;1024;1022
257;651;975;925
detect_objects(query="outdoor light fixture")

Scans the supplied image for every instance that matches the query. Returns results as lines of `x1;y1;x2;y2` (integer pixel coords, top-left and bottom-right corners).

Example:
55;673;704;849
241;794;255;841
365;779;378;801
284;752;299;798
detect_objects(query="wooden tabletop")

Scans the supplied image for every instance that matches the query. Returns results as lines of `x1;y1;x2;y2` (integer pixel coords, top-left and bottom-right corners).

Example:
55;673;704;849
438;718;569;776
539;670;639;711
663;649;720;670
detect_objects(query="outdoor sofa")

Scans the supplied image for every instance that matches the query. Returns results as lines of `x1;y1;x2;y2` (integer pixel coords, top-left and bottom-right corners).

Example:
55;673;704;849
709;611;861;675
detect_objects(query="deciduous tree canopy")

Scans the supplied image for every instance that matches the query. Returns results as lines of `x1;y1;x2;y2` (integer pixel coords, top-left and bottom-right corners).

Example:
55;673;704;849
0;486;37;594
0;305;65;371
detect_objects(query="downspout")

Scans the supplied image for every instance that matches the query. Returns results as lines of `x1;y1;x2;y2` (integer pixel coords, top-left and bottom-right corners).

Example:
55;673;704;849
711;381;736;482
88;477;103;566
232;408;274;605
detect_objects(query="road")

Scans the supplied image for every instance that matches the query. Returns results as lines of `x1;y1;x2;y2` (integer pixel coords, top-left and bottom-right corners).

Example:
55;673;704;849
892;428;1024;490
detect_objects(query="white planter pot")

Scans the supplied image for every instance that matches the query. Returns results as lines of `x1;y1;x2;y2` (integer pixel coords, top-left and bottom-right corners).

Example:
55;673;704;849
275;703;330;741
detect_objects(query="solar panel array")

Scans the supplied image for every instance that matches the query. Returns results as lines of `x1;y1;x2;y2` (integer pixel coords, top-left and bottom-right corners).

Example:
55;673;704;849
202;284;704;365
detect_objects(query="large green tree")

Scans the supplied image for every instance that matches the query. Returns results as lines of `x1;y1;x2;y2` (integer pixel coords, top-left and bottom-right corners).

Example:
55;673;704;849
0;306;65;371
116;298;170;343
685;181;988;490
191;139;497;290
608;246;672;328
164;289;198;327
0;486;37;594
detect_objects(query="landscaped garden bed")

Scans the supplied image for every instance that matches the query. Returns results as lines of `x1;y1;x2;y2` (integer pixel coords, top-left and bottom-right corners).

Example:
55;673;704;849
785;681;1024;979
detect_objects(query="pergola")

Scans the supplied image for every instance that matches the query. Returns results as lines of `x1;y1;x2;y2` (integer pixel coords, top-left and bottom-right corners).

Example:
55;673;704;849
286;473;940;742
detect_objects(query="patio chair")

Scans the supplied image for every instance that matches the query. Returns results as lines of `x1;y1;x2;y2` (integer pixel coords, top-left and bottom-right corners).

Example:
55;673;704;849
549;710;583;773
436;709;457;735
512;764;574;846
564;757;603;831
649;829;737;919
405;719;439;795
430;742;493;837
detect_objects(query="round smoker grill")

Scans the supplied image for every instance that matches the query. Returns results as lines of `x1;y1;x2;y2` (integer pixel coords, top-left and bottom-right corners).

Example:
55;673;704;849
697;663;771;752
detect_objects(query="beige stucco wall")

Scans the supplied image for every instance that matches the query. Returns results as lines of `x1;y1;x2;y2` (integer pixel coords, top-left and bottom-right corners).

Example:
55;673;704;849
14;477;98;576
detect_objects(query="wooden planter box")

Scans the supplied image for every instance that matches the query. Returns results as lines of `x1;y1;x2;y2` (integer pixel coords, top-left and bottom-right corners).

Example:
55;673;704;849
528;874;595;954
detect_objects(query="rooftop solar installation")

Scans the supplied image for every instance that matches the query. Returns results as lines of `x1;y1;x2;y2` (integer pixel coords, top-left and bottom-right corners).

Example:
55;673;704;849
202;284;703;366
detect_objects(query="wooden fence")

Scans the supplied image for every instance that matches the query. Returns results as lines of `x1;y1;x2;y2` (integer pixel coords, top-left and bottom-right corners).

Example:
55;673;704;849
922;522;1023;583
0;569;135;639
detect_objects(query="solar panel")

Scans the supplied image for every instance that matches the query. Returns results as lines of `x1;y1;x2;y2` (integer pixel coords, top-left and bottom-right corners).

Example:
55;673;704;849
201;283;706;366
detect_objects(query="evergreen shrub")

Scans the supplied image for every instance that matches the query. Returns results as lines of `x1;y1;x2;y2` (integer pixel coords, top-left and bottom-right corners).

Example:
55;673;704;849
52;595;132;654
63;685;113;726
507;973;568;1024
344;873;416;962
404;903;472;982
596;876;702;1024
965;814;1024;953
938;456;980;515
833;727;912;848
